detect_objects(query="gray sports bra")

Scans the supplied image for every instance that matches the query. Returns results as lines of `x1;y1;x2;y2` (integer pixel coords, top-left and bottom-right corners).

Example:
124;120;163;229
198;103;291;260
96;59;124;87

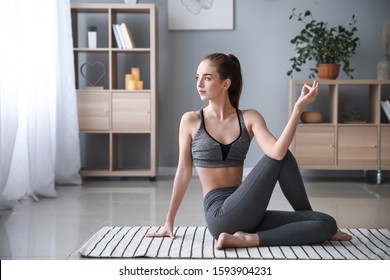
191;109;251;168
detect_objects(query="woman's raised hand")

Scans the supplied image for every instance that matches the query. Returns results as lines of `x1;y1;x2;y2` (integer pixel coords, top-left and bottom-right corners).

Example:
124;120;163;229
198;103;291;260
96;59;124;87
295;80;319;113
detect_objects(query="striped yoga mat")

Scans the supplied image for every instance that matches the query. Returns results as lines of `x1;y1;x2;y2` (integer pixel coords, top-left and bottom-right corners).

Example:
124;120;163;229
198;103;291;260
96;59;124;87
79;226;390;259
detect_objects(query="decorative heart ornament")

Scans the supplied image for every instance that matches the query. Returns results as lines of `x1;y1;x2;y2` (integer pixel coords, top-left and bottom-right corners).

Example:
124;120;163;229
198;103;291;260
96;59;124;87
80;61;106;87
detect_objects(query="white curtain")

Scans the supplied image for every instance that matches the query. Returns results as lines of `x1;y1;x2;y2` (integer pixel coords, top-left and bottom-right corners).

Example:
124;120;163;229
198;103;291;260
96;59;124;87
0;0;81;210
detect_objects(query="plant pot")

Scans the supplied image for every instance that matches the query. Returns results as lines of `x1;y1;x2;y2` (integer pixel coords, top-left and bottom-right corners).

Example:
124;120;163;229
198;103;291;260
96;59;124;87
88;31;97;48
316;64;340;79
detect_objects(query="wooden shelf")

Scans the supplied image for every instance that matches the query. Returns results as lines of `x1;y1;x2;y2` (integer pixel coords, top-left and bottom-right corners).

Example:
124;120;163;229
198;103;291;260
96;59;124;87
72;3;157;178
289;79;390;183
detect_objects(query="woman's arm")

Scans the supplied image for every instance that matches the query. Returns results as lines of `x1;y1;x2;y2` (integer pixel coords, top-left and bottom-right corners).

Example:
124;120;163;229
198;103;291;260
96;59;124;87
145;112;195;239
249;81;319;160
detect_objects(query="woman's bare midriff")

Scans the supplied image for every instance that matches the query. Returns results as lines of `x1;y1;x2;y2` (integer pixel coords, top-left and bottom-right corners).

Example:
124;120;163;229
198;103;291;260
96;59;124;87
196;166;244;196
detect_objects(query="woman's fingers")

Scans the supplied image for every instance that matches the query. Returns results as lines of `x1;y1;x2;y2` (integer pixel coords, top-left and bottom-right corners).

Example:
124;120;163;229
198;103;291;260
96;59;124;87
296;81;319;112
304;84;312;91
303;81;319;99
145;230;175;239
303;81;319;94
145;232;167;237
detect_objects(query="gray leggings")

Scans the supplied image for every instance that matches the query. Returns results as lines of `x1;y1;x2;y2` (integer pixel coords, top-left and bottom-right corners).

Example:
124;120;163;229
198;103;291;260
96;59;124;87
203;151;337;246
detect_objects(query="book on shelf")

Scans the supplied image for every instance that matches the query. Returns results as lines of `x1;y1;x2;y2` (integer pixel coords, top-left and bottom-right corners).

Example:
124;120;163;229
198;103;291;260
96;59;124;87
381;100;390;122
112;24;123;48
112;23;136;49
113;24;126;48
119;23;136;49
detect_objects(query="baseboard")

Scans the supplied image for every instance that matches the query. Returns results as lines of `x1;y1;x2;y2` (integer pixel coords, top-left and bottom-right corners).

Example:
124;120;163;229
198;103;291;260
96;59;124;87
158;167;389;182
157;167;254;177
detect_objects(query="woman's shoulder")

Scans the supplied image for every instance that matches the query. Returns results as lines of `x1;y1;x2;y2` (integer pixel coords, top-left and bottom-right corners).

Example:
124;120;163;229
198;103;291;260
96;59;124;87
178;111;202;139
180;111;202;134
181;110;201;123
240;109;263;120
240;109;267;132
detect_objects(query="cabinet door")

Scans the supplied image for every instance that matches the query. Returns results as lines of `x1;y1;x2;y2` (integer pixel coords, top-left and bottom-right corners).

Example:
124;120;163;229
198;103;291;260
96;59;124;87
338;126;378;167
295;126;335;166
381;127;390;168
112;93;151;132
77;91;110;131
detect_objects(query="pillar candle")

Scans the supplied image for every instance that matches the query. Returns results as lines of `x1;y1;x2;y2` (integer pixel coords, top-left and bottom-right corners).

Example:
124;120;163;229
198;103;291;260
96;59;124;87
131;67;140;81
136;80;144;90
125;74;134;90
127;80;137;90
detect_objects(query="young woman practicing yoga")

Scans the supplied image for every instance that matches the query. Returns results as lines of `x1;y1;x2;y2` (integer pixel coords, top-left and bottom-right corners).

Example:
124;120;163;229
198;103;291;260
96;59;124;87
146;53;352;249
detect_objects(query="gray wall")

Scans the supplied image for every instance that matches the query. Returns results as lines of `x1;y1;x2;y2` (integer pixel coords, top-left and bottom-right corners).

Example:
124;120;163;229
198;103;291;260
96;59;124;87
71;0;390;173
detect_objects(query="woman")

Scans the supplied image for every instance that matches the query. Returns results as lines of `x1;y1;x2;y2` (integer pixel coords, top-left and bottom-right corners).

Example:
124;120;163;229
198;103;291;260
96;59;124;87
146;53;352;249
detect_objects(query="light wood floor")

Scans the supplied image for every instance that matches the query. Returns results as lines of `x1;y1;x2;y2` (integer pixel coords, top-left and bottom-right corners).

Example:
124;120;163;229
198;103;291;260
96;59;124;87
0;175;389;259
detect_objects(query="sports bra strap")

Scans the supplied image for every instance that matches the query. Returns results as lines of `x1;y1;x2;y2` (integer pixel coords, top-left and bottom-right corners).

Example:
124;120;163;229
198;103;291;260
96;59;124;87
199;109;205;128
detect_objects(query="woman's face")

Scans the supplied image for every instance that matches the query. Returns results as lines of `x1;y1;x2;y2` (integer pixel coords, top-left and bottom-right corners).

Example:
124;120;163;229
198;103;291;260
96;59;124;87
196;60;227;102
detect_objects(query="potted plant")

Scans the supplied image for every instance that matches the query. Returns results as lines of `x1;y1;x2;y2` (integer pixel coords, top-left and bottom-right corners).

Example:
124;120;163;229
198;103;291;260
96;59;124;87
287;8;360;79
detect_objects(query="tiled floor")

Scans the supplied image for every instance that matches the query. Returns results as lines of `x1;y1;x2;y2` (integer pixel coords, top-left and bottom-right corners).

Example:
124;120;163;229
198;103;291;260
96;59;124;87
0;175;389;259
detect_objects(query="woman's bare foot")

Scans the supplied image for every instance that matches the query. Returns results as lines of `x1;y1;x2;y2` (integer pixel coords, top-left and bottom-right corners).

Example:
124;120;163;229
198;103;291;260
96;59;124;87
330;230;352;241
216;231;259;250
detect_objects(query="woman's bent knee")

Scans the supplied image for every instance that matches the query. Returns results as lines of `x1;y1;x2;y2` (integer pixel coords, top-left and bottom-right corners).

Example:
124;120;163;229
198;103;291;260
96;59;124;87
319;212;338;239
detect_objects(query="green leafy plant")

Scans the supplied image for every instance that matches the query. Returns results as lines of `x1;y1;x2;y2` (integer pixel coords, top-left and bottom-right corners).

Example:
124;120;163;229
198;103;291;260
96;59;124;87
287;8;360;79
88;25;97;32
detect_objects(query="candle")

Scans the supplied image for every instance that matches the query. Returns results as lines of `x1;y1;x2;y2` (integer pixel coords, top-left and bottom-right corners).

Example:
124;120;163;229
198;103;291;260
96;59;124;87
125;74;134;90
136;80;144;90
127;80;137;90
131;67;140;81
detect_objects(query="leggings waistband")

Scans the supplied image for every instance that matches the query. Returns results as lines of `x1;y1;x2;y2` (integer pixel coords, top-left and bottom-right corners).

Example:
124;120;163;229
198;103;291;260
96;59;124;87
203;186;238;211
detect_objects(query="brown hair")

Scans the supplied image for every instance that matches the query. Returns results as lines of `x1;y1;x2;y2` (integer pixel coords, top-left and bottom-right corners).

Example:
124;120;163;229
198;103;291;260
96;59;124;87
203;53;243;108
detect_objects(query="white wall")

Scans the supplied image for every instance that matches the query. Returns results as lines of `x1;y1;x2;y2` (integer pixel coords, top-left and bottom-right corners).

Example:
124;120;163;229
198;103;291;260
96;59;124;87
71;0;390;174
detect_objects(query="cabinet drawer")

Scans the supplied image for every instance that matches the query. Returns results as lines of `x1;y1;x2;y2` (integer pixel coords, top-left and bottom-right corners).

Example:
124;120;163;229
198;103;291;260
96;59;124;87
295;126;335;166
381;127;390;167
77;91;110;131
338;126;378;167
112;93;151;131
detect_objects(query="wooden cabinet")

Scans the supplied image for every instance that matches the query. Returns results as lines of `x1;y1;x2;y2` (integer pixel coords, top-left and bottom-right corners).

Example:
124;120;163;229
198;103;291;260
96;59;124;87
71;4;156;178
338;126;378;168
77;90;110;131
112;93;151;131
289;80;390;183
381;127;390;168
295;126;335;166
